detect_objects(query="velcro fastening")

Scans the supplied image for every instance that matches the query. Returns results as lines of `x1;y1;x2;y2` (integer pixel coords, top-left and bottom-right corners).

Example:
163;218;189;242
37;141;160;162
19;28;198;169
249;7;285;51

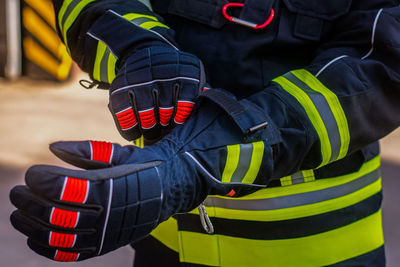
199;89;276;143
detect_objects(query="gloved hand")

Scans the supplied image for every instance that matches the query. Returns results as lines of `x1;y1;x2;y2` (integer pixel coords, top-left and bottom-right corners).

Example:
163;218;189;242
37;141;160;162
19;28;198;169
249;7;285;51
9;139;207;261
10;90;276;262
109;45;207;143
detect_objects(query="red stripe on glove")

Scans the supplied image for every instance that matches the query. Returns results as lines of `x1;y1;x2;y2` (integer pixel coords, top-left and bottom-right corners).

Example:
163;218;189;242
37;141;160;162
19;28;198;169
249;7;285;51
54;250;79;262
60;177;89;204
90;141;113;163
174;101;195;124
49;232;76;248
50;208;78;228
116;107;137;130
159;107;174;126
139;108;156;129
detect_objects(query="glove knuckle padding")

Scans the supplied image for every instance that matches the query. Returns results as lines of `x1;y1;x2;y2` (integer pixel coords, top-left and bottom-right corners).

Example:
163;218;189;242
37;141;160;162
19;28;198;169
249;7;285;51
109;46;205;142
10;159;164;261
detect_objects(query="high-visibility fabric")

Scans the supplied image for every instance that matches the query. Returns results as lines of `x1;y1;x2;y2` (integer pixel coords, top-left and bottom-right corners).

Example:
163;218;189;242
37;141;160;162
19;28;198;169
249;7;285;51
91;12;169;84
58;0;97;53
280;169;315;186
93;41;117;83
178;211;383;266
273;69;350;168
154;156;383;266
122;13;169;30
150;217;179;252
221;141;265;185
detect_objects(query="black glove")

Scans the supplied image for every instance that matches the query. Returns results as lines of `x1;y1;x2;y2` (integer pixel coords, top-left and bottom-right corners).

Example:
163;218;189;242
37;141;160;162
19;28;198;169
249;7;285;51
9;140;206;262
109;45;207;143
10;90;277;262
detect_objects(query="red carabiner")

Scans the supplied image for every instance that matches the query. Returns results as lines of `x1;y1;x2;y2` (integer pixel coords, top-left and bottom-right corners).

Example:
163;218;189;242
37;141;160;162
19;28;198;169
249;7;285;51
222;3;275;29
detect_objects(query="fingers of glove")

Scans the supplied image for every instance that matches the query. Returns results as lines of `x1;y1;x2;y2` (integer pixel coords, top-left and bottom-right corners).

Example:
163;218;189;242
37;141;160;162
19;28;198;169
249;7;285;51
49;140;121;169
173;79;198;125
173;55;205;125
11;211;97;250
10;186;99;229
27;239;93;262
109;90;141;141
24;165;112;206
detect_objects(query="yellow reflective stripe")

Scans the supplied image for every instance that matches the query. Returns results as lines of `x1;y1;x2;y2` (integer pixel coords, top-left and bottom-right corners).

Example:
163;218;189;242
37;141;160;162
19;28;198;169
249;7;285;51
58;0;73;30
25;0;56;29
212;178;381;222
280;169;314;186
122;13;169;30
133;136;145;148
107;52;117;83
139;21;169;30
302;169;315;182
280;176;292;186
123;13;158;21
93;41;107;82
241;141;264;184
221;145;240;183
62;0;97;53
151;217;179;252
292;69;350;160
274;76;331;167
212;211;382;267
218;156;380;200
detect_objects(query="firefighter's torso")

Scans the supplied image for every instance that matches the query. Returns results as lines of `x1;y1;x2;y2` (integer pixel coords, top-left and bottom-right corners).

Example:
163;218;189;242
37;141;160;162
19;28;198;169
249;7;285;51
149;0;384;266
151;0;353;98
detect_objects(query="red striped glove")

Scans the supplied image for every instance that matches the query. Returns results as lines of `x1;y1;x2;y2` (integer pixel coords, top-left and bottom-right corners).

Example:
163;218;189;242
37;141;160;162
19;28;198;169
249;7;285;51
109;46;207;143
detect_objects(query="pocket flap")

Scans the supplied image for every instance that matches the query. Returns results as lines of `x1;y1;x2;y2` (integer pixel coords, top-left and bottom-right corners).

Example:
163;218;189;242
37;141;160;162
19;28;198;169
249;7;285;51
167;0;229;28
283;0;352;21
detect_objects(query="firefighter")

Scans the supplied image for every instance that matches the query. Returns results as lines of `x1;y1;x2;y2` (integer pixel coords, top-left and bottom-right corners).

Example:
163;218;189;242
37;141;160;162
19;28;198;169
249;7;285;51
9;0;400;266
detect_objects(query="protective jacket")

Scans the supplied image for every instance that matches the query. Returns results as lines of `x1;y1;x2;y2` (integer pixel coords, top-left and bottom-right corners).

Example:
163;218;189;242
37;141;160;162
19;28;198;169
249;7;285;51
51;0;400;266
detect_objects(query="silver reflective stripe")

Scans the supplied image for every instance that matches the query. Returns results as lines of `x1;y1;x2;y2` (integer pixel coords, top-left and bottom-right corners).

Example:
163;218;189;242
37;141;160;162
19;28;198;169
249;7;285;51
284;72;341;162
230;144;253;182
291;171;305;184
204;168;380;211
100;48;110;83
280;170;315;186
130;16;154;26
61;0;81;29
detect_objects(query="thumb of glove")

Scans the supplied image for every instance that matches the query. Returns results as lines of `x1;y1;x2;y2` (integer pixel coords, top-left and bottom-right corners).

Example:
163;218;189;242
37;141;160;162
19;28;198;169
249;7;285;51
49;140;138;169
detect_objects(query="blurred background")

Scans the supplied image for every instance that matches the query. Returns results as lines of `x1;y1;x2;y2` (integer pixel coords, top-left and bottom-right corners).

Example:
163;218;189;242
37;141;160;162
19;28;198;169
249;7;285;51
0;0;399;266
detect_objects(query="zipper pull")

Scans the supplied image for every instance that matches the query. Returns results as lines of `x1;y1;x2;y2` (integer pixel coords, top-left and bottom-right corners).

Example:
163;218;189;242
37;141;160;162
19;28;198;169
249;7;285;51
198;203;214;234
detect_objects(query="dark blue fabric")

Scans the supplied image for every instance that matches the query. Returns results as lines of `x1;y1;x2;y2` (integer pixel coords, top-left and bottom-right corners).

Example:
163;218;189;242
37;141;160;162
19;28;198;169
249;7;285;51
109;45;205;142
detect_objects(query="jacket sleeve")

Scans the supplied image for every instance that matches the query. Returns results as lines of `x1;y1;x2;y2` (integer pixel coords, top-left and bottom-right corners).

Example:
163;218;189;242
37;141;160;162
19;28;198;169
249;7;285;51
222;4;400;180
52;0;177;86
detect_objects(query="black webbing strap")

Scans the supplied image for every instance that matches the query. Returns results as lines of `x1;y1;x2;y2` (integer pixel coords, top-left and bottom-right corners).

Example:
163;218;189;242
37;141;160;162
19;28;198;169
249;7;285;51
200;89;269;138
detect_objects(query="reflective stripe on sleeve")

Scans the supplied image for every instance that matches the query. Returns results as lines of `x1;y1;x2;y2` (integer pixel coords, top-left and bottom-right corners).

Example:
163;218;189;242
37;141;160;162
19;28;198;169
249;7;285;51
122;13;169;30
93;41;117;83
273;69;350;167
58;0;97;53
91;12;169;83
221;141;265;185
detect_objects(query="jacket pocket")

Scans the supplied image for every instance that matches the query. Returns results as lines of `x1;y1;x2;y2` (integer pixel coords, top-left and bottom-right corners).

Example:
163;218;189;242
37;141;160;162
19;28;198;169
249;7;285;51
282;0;353;41
153;0;277;29
153;0;229;28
